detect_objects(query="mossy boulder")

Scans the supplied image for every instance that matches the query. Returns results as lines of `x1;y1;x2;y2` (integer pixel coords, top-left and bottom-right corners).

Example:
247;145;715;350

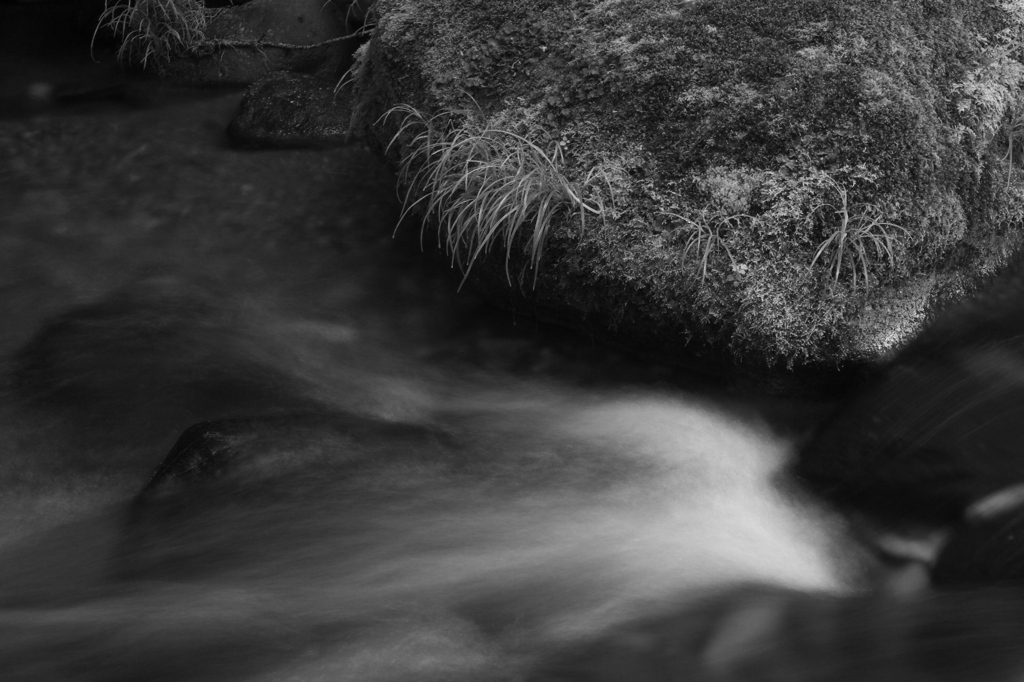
352;0;1024;384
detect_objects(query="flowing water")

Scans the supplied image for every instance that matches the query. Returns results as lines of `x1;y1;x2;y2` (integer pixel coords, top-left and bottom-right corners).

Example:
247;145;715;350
3;29;1020;682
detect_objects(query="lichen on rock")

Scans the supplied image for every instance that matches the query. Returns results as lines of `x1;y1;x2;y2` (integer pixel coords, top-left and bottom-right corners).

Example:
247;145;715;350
352;0;1024;385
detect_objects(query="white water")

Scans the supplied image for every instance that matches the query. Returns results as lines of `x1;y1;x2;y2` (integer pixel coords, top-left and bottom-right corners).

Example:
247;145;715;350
0;291;867;681
0;88;873;681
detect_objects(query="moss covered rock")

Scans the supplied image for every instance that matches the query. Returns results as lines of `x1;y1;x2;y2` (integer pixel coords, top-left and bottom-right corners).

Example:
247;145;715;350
352;0;1024;384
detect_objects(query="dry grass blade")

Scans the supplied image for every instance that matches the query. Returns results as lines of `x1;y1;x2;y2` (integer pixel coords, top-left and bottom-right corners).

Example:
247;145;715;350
382;105;607;287
1003;105;1024;188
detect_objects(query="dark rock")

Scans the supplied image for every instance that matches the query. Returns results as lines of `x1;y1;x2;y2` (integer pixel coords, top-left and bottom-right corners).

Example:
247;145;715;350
138;411;450;499
934;512;1024;587
120;411;457;579
141;420;243;492
12;278;333;452
796;257;1024;526
160;0;349;85
227;72;352;149
932;485;1024;587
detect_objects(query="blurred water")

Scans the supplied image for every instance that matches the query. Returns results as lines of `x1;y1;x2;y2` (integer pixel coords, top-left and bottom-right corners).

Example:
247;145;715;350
0;61;894;679
0;382;862;680
0;378;863;681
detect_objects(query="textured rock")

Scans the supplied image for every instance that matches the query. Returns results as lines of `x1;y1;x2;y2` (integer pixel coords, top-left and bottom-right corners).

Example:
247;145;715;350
227;72;352;148
161;0;349;85
351;0;1024;384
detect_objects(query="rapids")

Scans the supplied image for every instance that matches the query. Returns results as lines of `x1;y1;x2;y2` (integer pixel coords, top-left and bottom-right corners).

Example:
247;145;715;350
0;69;882;681
9;32;1024;680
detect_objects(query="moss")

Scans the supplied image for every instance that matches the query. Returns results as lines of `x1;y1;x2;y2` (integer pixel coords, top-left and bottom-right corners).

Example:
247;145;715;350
353;0;1024;377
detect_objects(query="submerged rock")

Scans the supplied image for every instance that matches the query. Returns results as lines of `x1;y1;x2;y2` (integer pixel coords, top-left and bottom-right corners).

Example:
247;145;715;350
10;277;423;453
12;278;325;450
351;0;1024;384
934;508;1024;587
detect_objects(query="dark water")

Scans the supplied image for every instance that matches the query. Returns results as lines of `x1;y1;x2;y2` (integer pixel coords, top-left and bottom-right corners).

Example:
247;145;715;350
2;32;1024;682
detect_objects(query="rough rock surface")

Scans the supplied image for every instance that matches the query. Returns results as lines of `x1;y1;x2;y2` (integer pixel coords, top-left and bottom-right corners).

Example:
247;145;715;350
227;72;352;148
351;0;1024;384
161;0;348;85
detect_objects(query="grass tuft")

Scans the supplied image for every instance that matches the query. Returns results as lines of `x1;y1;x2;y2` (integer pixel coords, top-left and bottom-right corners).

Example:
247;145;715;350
810;175;908;289
1003;104;1024;188
94;0;217;69
382;104;609;287
660;207;745;285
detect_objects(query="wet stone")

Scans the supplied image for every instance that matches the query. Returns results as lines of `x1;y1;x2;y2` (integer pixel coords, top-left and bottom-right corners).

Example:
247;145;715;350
933;511;1024;587
160;0;348;85
227;71;352;149
138;411;451;501
121;411;457;580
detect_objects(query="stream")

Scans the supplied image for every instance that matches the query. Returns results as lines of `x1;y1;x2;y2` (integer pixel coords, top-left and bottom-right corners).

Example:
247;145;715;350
2;17;1021;682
